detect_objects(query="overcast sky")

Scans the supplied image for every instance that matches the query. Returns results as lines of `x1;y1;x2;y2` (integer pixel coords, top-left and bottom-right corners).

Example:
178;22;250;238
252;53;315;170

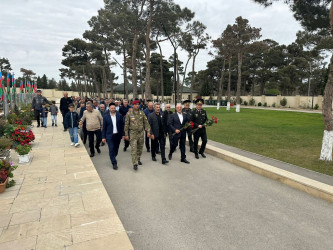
0;0;302;84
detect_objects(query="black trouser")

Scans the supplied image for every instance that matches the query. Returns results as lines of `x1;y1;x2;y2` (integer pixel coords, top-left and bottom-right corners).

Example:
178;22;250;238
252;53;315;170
124;139;130;149
167;131;173;150
107;134;122;165
151;135;166;161
35;109;41;126
87;129;102;154
193;127;207;154
170;132;186;160
185;127;194;151
82;124;88;144
61;111;69;129
145;131;150;150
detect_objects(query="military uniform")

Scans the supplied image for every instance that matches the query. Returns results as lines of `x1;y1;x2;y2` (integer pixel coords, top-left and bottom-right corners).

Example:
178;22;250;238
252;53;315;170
182;102;194;152
124;109;151;168
192;99;208;158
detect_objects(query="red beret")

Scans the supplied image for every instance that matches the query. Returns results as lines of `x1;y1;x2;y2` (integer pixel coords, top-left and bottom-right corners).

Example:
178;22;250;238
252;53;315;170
132;100;140;105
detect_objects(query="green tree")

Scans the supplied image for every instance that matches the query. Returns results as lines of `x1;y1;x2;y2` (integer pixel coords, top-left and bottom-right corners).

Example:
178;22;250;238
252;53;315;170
231;16;261;112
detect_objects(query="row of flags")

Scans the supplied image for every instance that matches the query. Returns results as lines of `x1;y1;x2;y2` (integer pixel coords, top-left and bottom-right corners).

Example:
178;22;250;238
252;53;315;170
0;72;37;101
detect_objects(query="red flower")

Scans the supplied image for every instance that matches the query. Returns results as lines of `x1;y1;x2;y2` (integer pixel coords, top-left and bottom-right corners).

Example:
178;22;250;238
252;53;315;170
190;121;194;129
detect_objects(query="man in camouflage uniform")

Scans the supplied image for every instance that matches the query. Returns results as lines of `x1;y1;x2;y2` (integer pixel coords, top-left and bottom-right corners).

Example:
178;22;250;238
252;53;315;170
182;100;194;152
124;100;151;171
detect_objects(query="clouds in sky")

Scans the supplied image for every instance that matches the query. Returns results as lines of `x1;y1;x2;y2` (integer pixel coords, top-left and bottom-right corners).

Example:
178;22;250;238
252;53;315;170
0;0;302;83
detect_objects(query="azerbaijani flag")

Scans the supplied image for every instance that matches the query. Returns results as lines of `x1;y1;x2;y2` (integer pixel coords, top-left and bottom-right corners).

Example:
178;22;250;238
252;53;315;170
7;73;11;101
20;80;24;93
12;75;16;99
34;81;37;93
0;72;3;101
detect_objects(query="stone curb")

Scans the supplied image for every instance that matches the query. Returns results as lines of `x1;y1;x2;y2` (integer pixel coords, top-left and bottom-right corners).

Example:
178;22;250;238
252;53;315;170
197;142;333;203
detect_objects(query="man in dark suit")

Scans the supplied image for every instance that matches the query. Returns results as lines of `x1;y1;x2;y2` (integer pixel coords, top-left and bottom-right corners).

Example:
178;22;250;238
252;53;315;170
143;101;154;152
60;92;73;131
163;103;173;149
102;102;125;170
167;103;190;164
119;99;130;151
148;103;169;164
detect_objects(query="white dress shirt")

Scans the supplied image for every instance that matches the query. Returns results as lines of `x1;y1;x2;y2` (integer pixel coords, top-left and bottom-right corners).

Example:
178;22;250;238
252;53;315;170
110;113;118;134
177;112;183;124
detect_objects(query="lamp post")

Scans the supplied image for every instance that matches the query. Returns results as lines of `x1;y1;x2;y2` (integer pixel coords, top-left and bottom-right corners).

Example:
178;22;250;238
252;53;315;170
161;23;177;107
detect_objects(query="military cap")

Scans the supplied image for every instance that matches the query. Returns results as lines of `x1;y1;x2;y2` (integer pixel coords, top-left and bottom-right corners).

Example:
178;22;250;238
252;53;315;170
183;100;191;104
195;98;204;105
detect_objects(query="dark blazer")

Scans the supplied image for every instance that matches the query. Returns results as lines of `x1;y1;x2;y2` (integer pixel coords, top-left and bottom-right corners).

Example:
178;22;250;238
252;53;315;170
167;112;189;134
102;112;124;141
148;112;165;138
163;110;173;133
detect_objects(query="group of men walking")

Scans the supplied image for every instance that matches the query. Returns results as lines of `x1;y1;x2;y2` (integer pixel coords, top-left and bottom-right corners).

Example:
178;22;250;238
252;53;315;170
33;90;209;172
100;98;208;171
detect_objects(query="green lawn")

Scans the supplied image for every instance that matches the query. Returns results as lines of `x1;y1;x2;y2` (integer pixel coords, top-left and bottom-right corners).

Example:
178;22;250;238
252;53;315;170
204;107;333;176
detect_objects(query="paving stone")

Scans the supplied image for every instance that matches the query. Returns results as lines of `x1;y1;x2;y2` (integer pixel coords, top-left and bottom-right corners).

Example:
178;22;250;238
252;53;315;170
0;221;39;242
0;236;37;250
38;215;71;234
0;189;19;201
36;229;72;250
10;209;41;226
0;214;12;228
15;190;45;202
71;217;125;244
70;208;118;227
67;232;133;250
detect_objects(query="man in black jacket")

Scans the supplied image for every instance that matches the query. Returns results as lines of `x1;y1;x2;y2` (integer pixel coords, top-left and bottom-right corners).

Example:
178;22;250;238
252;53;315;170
163;103;173;149
167;103;190;164
119;99;130;151
32;90;51;127
148;103;168;164
60;92;73;131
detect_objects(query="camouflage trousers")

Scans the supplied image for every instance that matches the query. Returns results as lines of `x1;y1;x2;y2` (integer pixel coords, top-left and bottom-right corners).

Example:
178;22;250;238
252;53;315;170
129;130;144;165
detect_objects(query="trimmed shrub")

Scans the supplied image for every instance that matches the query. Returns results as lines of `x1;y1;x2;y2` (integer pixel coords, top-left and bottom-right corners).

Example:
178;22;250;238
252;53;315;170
243;101;248;106
249;98;255;106
280;97;287;107
258;102;262;106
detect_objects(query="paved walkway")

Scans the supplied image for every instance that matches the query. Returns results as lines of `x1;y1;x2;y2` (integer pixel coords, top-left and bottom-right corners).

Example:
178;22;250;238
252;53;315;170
0;116;133;249
87;139;333;250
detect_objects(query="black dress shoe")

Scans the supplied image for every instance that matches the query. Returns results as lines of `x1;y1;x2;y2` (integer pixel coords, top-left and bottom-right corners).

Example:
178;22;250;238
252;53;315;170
37;124;40;128
156;151;160;154
90;153;94;157
113;164;118;170
162;159;169;164
147;148;150;152
152;157;157;161
123;147;127;152
195;153;199;159
64;129;67;132
96;148;101;154
138;160;142;165
168;154;172;160
190;149;194;153
200;153;206;158
133;165;138;171
181;159;190;164
101;142;105;147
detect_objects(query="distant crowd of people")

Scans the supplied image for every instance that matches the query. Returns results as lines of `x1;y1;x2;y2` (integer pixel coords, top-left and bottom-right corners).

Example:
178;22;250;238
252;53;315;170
32;91;208;171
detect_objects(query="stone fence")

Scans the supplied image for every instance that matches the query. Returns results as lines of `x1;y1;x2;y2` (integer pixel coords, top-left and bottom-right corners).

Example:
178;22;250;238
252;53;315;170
35;89;324;110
